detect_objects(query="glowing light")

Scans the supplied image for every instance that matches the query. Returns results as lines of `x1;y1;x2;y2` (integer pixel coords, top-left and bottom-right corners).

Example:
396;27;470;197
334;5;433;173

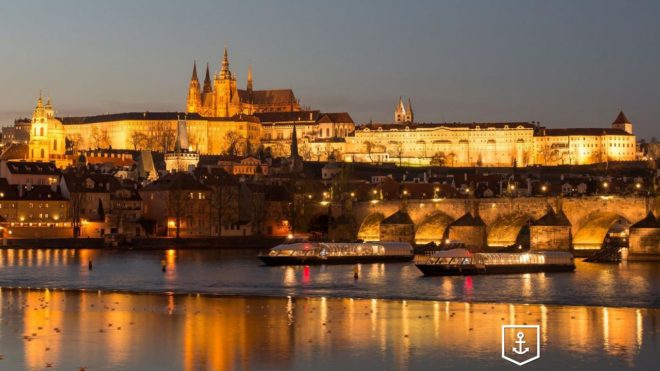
541;185;547;192
168;220;176;228
635;183;641;189
350;192;355;197
320;201;330;206
287;233;294;239
602;181;609;188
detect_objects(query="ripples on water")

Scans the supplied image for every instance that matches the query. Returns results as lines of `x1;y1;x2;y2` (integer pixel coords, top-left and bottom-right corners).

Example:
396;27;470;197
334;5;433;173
0;249;657;308
0;289;658;370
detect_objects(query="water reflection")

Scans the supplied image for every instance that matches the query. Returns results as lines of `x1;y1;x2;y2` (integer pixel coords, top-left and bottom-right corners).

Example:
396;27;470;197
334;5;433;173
0;289;657;370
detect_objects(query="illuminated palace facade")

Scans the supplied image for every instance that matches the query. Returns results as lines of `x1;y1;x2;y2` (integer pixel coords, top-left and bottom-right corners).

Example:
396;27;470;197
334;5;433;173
336;107;636;167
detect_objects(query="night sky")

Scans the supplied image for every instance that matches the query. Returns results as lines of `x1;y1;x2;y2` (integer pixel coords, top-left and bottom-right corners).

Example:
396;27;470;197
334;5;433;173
1;0;658;139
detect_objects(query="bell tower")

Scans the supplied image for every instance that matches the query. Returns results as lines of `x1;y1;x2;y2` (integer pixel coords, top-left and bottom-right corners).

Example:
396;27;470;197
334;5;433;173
29;93;51;161
213;47;241;117
612;111;633;134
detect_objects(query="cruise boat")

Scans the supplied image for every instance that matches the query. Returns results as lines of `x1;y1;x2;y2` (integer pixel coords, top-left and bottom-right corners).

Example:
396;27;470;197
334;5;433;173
259;241;414;265
414;248;575;276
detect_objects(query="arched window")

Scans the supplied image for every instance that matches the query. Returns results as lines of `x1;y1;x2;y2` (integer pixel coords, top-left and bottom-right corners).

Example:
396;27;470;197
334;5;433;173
39;127;44;136
40;148;45;158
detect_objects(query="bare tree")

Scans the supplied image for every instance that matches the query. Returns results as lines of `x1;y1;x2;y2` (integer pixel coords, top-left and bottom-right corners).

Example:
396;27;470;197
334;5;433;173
151;124;176;153
224;130;245;156
364;141;375;163
430;152;446;167
210;184;239;236
90;127;110;149
69;191;84;237
168;179;189;238
129;131;148;150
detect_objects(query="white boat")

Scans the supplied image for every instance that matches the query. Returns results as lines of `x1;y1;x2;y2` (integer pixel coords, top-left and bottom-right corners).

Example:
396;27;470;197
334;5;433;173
259;241;414;265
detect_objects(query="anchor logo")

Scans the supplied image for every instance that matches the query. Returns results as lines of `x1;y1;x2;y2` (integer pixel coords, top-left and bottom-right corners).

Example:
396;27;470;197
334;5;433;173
502;325;540;366
512;332;529;355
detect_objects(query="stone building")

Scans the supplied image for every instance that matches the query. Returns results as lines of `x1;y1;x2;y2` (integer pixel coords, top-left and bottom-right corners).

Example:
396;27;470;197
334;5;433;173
628;212;660;259
446;211;487;251
0;181;71;238
379;209;415;243
139;172;211;237
529;208;572;250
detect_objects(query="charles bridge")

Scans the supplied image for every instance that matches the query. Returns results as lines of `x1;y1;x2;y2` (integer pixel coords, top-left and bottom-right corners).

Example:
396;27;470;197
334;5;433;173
349;196;659;249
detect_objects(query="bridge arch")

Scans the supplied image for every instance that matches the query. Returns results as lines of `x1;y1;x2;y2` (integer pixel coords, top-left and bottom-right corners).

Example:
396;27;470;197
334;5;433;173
414;211;454;245
573;212;631;250
487;212;533;248
357;212;385;241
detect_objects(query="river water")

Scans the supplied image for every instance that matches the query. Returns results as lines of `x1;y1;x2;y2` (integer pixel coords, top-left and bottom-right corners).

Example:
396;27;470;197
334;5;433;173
0;248;658;370
0;249;657;308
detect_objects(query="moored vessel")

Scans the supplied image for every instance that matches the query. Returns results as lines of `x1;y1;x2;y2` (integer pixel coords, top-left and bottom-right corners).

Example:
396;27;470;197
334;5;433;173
414;248;575;276
259;241;414;265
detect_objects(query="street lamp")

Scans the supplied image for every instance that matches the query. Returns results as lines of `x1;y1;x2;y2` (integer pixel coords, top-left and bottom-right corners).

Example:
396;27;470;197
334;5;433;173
541;185;547;192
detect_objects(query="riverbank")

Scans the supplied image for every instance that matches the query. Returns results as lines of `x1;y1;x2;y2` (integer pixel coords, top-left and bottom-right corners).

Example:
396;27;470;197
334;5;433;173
1;236;285;249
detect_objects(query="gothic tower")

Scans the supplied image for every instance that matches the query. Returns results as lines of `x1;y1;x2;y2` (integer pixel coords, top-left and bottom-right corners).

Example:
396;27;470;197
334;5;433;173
406;98;414;123
186;61;202;114
213;47;241;117
394;97;413;123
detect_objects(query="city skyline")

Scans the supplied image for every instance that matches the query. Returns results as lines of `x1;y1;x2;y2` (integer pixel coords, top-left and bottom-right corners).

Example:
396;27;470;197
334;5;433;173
1;0;659;139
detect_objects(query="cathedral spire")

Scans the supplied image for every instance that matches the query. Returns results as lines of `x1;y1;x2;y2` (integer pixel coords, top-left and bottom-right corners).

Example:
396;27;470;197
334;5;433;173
247;64;253;93
203;63;212;93
191;60;199;82
220;46;231;80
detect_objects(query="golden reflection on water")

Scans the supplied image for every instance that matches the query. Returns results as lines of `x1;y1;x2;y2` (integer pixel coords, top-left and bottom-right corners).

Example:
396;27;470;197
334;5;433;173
0;289;657;370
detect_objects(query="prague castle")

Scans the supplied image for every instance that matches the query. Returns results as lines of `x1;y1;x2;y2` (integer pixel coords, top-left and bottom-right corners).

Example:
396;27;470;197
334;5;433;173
1;50;638;168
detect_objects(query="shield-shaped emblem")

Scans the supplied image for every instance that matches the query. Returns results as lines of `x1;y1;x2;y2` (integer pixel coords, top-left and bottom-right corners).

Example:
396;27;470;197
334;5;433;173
501;325;540;366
